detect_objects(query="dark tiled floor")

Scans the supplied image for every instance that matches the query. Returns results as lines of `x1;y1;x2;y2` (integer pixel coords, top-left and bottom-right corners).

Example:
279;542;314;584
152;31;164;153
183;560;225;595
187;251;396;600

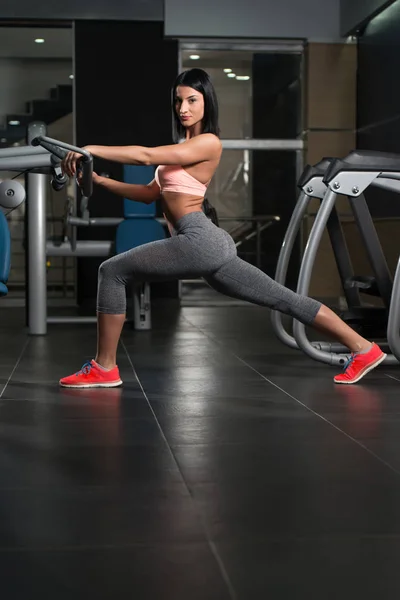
0;304;400;599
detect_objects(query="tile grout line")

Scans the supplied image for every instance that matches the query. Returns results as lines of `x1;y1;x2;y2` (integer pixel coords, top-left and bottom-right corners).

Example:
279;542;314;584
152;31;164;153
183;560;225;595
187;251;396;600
0;337;31;400
182;316;400;479
120;338;238;600
6;531;400;553
234;354;400;478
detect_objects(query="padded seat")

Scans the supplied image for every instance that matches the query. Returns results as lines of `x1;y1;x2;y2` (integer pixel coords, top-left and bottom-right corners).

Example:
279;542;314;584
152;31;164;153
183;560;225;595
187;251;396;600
0;211;10;297
116;164;166;254
324;150;400;183
115;219;166;254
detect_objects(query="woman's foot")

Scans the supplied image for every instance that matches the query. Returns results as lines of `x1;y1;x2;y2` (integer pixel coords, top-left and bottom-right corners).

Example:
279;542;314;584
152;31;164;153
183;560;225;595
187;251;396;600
59;360;123;388
334;343;386;384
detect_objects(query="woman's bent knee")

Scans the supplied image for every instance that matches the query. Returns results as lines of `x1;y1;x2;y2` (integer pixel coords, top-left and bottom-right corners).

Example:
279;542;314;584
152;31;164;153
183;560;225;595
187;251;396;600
98;257;127;286
97;258;128;314
98;258;114;280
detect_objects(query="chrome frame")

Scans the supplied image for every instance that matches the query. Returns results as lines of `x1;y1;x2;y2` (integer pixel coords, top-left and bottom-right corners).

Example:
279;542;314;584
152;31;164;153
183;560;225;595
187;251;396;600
274;160;400;367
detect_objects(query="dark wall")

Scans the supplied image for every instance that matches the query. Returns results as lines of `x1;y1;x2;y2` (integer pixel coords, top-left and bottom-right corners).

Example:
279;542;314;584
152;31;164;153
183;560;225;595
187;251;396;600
165;0;340;39
0;0;162;20
75;21;178;305
251;53;302;287
357;1;400;218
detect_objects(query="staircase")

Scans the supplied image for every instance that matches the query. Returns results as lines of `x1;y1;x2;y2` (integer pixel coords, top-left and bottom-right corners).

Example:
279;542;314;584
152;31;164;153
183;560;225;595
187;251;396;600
0;84;72;148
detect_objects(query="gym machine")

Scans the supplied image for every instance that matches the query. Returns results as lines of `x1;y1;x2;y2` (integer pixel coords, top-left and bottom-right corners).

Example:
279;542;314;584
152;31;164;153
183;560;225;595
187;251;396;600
272;150;400;366
0;122;152;334
0;178;26;297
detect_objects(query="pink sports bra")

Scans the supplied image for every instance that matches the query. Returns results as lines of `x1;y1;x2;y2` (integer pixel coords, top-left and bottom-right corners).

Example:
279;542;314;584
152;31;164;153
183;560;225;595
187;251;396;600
155;164;209;197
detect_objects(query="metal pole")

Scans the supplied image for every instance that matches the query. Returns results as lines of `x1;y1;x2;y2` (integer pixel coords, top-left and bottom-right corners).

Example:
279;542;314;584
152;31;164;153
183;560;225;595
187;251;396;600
295;149;304;251
348;193;393;309
46;240;113;257
271;191;311;349
47;316;97;324
325;204;361;308
292;188;349;366
0;145;50;158
133;283;151;330
387;256;400;363
27;122;48;335
0;154;52;171
256;222;261;268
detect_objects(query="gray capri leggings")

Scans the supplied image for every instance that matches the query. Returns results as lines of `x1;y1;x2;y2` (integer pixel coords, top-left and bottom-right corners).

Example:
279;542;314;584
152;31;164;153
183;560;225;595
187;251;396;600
97;211;321;324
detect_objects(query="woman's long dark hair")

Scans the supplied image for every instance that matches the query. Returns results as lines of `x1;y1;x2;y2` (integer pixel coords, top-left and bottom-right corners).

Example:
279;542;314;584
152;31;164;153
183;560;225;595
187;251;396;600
172;68;221;227
171;68;220;143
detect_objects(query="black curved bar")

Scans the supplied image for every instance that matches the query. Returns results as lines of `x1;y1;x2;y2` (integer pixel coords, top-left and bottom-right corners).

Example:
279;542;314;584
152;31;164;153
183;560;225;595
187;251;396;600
31;135;93;198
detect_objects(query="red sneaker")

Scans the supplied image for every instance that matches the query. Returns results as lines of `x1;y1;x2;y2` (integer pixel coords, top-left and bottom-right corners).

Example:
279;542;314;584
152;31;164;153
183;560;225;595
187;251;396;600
334;343;386;385
59;360;123;388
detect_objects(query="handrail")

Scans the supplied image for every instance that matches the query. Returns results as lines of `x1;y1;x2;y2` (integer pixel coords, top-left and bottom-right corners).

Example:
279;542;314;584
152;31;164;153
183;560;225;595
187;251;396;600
221;139;304;151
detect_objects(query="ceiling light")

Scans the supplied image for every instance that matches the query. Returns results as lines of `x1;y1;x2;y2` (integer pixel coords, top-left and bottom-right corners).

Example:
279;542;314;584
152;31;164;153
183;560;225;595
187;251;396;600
9;120;20;126
223;68;232;73
236;75;250;80
189;54;200;60
35;38;45;43
69;74;74;79
227;73;236;78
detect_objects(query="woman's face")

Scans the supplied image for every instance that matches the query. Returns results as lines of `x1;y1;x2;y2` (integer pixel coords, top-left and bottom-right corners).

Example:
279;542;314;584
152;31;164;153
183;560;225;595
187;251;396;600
175;85;205;130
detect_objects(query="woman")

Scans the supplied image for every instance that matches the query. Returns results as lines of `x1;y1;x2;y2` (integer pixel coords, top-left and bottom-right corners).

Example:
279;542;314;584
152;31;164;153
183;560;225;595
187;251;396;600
59;68;385;388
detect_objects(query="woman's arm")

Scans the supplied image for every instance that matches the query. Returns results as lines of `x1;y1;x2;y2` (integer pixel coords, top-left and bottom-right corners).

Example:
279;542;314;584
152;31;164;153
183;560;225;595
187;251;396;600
88;134;221;166
95;175;160;204
62;134;221;176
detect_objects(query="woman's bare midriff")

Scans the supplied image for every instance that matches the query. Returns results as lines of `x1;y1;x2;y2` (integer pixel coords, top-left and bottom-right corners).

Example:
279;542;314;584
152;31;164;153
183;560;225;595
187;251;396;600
162;192;205;234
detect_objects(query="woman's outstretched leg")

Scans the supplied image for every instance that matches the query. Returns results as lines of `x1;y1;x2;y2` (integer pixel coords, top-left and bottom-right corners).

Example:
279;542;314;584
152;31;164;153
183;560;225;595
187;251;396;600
204;256;386;384
311;304;371;353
